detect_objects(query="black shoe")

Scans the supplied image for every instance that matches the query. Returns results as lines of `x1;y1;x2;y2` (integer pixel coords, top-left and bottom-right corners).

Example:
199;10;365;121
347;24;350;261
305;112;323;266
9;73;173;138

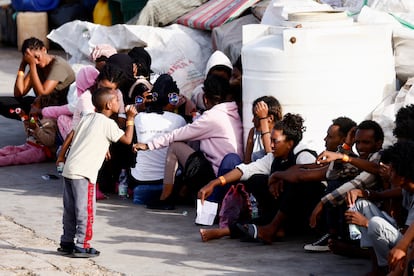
72;246;100;258
146;199;175;210
57;241;74;255
304;233;331;252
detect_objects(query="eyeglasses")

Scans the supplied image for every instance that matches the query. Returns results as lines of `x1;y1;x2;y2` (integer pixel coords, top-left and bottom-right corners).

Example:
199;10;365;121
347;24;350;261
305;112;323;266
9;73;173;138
168;93;179;105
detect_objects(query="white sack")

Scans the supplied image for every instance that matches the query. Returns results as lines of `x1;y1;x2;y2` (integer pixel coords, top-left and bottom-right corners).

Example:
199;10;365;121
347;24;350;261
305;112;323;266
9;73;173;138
48;21;212;99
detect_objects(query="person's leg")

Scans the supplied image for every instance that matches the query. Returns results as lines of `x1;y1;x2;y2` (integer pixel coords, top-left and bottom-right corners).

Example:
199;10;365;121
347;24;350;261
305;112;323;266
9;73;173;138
72;178;96;249
208;153;242;203
354;199;397;249
12;144;47;165
162;142;195;200
57;114;73;141
0;144;45;166
42;104;72;119
368;216;402;269
59;177;76;253
243;174;278;223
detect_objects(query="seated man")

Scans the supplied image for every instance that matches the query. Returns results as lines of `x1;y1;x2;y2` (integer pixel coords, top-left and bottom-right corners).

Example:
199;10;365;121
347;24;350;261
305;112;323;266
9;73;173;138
346;141;414;276
305;120;384;252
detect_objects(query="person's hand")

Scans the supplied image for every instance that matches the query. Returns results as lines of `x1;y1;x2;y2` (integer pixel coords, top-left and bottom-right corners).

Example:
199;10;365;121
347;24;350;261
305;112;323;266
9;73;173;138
125;104;138;118
268;175;284;199
309;201;323;228
56;157;65;165
23;49;36;65
345;210;369;227
346;189;363;207
254;101;269;119
133;143;148;152
379;162;391;180
316;150;342;164
388;246;407;271
198;181;216;204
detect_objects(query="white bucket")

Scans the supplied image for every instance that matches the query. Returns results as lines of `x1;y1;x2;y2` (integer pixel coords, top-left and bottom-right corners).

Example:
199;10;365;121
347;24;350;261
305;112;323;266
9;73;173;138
241;16;395;153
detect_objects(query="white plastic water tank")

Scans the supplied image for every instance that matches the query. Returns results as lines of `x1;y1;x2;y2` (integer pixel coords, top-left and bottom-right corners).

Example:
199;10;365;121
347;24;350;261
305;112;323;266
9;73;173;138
242;12;396;153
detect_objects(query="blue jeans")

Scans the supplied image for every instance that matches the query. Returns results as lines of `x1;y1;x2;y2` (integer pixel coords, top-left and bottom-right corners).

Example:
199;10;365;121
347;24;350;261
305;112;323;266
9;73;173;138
207;153;242;203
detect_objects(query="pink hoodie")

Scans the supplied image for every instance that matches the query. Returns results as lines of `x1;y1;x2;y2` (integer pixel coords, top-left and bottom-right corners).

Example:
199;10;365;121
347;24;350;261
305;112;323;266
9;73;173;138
148;101;243;174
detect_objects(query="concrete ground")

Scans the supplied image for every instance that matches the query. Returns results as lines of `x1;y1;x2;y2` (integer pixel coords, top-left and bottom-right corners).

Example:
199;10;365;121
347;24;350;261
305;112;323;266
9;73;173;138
0;46;370;275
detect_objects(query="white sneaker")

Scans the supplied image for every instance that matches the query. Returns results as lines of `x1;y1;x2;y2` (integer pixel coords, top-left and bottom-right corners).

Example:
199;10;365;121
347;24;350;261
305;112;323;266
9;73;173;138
304;233;331;252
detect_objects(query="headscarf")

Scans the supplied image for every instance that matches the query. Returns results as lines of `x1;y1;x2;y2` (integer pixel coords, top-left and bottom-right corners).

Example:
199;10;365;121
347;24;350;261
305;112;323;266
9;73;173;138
76;65;100;96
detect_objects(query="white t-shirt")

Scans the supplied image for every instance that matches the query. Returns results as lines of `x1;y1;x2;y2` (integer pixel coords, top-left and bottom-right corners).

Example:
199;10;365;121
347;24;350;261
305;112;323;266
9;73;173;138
63;112;124;183
131;111;186;181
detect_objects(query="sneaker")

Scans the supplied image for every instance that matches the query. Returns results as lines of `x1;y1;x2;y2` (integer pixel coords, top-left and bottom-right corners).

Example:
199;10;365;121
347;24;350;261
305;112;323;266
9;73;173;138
57;241;74;255
72;246;100;258
304;233;331;252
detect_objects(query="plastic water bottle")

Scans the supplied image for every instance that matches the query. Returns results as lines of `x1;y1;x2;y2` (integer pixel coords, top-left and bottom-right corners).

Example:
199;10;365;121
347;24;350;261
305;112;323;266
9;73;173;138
348;205;362;240
118;169;128;199
250;194;259;219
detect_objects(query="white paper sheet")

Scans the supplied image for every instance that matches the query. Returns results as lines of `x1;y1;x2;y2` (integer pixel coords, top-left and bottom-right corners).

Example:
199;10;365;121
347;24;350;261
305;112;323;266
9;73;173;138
195;199;218;226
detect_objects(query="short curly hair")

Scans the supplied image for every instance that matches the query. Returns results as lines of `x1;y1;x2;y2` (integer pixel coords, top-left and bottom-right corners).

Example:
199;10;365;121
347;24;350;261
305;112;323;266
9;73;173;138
274;113;305;147
381;141;414;183
393;104;414;141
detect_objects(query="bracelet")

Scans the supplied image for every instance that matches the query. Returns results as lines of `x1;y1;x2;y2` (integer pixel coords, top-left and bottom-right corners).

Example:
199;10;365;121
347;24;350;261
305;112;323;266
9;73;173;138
126;120;134;126
342;154;350;163
219;176;226;186
17;71;24;77
364;189;371;198
342;143;351;151
261;131;270;136
259;117;268;120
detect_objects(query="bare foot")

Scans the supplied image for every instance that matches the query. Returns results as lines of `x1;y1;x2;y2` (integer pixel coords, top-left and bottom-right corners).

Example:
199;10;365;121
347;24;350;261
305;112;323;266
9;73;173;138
199;228;230;242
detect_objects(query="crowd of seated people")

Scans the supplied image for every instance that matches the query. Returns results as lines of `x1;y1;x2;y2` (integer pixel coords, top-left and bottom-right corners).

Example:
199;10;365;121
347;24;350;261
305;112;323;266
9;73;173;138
3;36;414;276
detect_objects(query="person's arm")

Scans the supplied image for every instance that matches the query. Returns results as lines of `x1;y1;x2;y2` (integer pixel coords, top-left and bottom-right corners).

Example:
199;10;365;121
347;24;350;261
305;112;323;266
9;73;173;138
269;163;328;184
317;151;380;174
255;101;272;154
244;127;254;164
118;105;138;145
198;168;243;203
14;60;32;97
56;130;74;164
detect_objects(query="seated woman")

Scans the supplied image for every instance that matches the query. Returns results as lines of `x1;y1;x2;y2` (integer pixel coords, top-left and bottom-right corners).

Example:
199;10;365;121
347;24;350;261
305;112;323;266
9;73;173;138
0;37;75;121
134;74;244;210
198;113;322;243
130;74;187;204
